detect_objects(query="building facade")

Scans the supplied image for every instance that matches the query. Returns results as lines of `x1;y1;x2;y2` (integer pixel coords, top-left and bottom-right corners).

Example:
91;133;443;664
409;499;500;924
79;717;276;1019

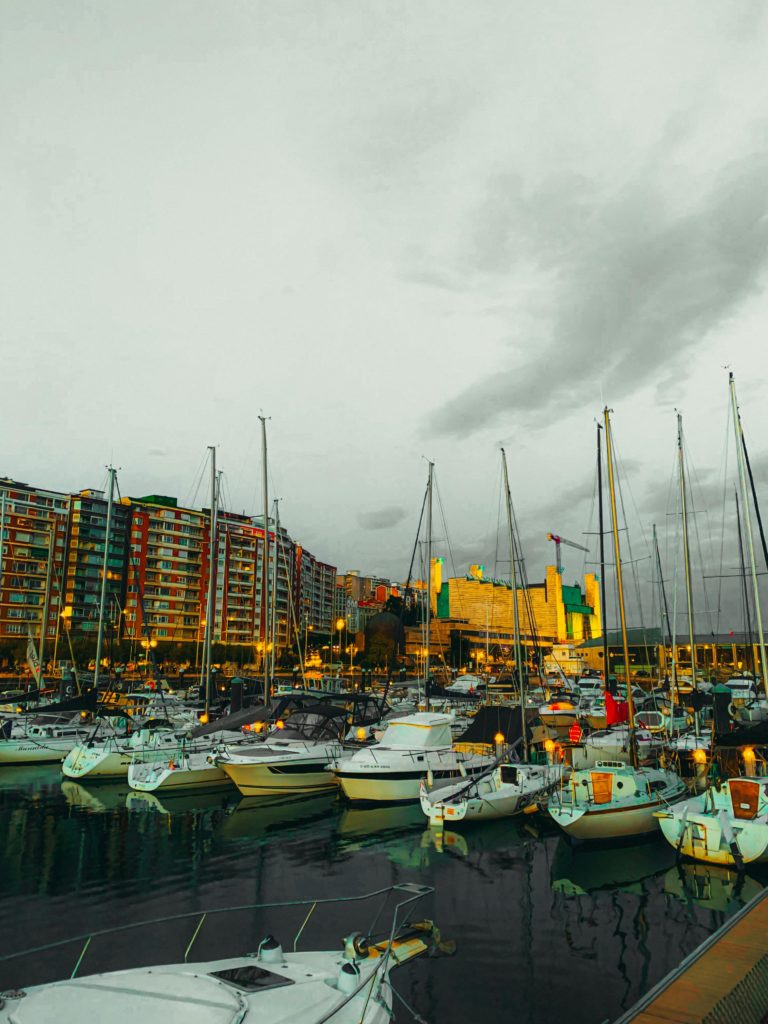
0;475;338;664
64;489;131;637
0;479;70;664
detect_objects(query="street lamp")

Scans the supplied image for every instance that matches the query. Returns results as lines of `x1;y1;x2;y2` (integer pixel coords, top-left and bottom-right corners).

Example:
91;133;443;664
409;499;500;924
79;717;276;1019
335;617;345;673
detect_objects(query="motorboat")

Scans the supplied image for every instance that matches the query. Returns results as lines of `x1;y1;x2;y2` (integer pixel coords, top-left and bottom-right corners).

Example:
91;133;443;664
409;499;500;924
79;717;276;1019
420;760;564;827
655;776;768;866
538;699;580;730
445;674;486;695
548;760;687;840
217;703;351;797
0;883;438;1024
332;712;494;804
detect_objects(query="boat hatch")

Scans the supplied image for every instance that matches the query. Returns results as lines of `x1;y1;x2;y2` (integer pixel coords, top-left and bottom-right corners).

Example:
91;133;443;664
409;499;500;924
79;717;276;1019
590;772;613;804
500;766;519;785
211;964;294;991
729;779;760;820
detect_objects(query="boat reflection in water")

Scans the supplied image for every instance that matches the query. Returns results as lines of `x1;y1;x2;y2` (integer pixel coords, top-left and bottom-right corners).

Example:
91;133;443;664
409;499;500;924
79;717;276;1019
551;835;677;897
217;792;339;842
126;788;238;816
663;860;766;914
0;765;62;796
61;781;130;814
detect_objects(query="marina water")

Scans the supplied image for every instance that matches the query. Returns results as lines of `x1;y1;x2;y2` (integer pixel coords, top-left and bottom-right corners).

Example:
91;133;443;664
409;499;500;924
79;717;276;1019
0;767;764;1023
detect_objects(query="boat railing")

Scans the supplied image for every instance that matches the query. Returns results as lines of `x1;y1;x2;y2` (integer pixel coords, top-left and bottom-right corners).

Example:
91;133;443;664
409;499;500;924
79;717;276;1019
0;883;435;994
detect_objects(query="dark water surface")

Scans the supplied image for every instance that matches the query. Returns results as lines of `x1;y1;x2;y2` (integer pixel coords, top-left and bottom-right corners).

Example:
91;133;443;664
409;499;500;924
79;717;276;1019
0;767;765;1023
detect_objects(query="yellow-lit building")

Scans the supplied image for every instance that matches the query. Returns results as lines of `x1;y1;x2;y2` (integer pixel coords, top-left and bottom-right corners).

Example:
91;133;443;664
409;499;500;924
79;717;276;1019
405;560;601;671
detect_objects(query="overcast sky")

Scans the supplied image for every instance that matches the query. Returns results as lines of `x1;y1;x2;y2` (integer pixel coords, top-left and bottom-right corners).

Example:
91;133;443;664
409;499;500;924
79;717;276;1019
3;2;768;631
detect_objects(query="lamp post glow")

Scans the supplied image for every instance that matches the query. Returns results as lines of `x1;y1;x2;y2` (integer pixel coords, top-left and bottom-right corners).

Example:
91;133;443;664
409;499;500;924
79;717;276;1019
335;617;345;672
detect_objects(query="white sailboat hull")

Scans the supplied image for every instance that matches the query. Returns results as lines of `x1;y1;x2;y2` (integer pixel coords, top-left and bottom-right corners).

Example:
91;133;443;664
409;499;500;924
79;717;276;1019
420;765;563;825
62;746;133;780
549;799;668;840
0;737;77;766
128;759;232;793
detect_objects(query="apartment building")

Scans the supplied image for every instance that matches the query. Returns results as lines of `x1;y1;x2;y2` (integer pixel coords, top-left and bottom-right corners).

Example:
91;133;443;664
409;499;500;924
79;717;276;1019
124;495;206;644
294;546;336;634
0;479;70;658
64;489;131;636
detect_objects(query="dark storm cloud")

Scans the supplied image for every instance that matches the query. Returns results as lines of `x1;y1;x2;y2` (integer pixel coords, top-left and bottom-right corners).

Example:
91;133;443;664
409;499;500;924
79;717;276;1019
357;506;408;530
427;148;768;438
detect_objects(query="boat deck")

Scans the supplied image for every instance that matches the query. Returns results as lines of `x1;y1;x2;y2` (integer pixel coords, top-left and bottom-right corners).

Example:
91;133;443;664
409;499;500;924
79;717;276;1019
615;886;768;1024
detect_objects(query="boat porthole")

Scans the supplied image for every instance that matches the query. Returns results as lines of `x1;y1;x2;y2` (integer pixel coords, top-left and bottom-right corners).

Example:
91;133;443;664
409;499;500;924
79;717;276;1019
581;780;588;786
616;782;623;789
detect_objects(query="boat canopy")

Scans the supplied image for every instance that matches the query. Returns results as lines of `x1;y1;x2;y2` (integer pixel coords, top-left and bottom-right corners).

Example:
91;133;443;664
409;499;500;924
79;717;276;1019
378;713;453;749
279;703;347;741
456;705;533;748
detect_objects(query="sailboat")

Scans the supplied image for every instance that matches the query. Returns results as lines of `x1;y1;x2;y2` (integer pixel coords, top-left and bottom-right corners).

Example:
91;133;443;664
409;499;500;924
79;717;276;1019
420;449;565;826
549;408;686;841
656;373;768;867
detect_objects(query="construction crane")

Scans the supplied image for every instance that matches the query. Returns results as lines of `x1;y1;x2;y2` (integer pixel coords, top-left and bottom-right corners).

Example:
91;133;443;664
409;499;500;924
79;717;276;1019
547;532;589;575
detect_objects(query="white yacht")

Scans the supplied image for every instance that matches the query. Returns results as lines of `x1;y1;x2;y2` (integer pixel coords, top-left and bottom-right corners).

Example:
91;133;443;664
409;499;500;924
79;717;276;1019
217;704;349;797
420;760;565;826
548;760;687;840
0;883;436;1024
656;776;768;866
332;712;494;804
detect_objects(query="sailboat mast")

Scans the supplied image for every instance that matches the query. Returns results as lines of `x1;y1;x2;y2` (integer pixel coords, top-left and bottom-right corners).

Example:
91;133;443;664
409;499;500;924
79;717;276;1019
93;466;116;691
597;424;610;688
203;448;217;718
653;524;675;694
270;499;280;667
38;528;54;682
740;428;768;573
729;373;768;700
501;448;526;759
677;414;697;691
603;409;636;761
425;461;433;712
259;416;270;703
735;489;755;673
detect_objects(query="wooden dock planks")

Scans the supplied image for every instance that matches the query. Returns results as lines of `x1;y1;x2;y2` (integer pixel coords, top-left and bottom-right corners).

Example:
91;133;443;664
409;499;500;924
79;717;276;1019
617;887;768;1024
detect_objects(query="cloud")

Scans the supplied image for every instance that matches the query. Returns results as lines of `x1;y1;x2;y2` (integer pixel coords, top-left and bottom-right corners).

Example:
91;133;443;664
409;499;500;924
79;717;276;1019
148;448;166;457
357;506;408;531
426;147;768;438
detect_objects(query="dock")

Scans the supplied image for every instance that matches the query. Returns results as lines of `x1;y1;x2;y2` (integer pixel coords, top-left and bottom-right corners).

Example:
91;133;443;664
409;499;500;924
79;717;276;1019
615;886;768;1024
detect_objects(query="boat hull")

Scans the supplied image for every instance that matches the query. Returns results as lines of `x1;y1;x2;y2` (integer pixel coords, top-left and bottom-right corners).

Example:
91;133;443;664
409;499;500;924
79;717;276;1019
656;810;768;866
0;739;76;766
549;799;669;840
220;758;338;796
62;747;133;780
128;761;232;793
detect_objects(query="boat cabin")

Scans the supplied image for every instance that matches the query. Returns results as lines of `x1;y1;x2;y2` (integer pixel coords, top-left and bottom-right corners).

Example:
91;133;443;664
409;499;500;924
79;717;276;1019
376;713;453;750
